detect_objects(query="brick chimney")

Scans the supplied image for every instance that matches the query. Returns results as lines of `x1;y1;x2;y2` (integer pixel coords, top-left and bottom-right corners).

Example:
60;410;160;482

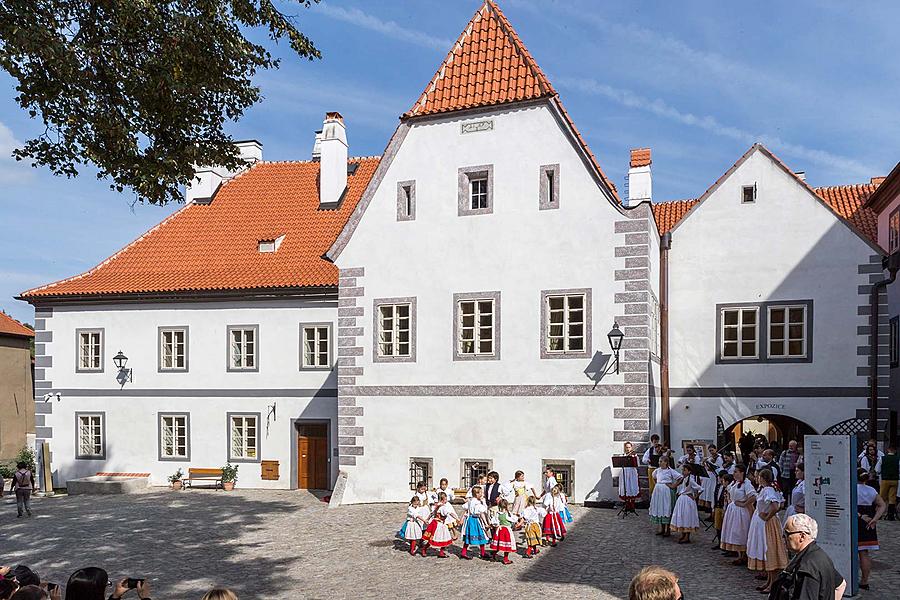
319;112;348;206
627;148;652;207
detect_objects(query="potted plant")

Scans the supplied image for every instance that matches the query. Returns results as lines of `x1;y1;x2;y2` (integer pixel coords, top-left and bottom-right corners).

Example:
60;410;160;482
221;463;239;491
168;468;184;490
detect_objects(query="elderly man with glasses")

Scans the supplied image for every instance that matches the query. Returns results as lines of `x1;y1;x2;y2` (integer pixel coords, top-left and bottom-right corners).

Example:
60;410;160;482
771;514;846;599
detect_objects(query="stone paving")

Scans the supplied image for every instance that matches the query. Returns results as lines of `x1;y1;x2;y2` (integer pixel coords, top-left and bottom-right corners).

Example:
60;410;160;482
2;490;898;599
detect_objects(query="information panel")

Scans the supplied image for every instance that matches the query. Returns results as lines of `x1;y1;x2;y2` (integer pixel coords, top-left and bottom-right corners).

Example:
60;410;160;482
804;435;857;596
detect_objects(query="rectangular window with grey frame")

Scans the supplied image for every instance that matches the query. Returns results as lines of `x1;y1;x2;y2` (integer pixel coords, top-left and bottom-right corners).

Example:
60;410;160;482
767;304;808;359
539;163;560;210
300;323;332;370
76;328;104;372
460;459;493;489
717;300;813;364
458;165;493;216
397;180;416;221
374;297;416;362
720;306;759;359
159;413;190;460
159;326;188;371
228;413;260;462
454;292;500;360
227;325;258;371
76;412;105;459
541;288;591;359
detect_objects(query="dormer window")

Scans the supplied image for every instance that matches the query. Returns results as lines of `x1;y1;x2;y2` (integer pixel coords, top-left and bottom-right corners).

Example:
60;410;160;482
742;184;757;204
258;235;285;253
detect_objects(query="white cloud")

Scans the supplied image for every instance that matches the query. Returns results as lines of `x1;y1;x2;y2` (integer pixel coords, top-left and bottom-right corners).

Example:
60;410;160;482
0;121;35;184
315;5;452;51
558;77;872;179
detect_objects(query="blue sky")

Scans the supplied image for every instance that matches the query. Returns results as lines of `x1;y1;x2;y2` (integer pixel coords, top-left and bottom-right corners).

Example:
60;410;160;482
2;0;899;325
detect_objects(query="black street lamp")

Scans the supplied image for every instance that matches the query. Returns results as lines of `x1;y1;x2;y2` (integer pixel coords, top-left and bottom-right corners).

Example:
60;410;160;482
113;350;132;384
607;322;624;374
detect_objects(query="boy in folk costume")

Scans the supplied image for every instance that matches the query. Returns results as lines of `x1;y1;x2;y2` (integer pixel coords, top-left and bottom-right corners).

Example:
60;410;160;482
510;471;538;516
421;492;455;558
488;498;517;564
403;496;428;556
671;464;702;544
460;486;491;560
542;485;567;546
541;466;558;497
520;495;544;558
642;434;663;495
711;470;731;549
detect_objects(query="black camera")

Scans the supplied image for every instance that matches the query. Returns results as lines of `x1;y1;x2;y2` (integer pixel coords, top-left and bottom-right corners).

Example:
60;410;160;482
125;579;144;589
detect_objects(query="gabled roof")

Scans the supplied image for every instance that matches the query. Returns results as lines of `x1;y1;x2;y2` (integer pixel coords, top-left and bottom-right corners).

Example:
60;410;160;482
399;0;618;202
865;161;900;214
653;144;882;251
0;312;33;338
404;0;554;118
21;158;380;300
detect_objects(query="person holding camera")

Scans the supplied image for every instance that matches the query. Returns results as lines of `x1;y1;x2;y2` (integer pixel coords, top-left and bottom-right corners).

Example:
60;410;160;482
63;568;151;600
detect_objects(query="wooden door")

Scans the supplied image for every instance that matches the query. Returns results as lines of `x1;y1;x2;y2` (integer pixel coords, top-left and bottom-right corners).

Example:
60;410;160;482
298;431;329;490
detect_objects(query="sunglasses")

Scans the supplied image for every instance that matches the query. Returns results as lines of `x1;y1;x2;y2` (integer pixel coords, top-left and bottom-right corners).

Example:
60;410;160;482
783;530;805;538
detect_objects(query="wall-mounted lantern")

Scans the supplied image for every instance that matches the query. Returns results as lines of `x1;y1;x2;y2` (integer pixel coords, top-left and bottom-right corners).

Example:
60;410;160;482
607;322;624;374
113;350;133;385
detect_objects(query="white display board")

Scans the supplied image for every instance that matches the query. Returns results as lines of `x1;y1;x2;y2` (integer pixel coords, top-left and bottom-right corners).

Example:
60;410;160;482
804;435;857;596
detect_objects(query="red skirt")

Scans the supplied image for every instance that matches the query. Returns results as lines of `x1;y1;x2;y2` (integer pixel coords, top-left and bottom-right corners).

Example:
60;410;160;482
489;525;517;552
542;512;567;538
422;519;453;548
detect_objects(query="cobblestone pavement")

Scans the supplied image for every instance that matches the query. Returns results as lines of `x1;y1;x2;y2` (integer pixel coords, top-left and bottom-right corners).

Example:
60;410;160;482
3;490;898;599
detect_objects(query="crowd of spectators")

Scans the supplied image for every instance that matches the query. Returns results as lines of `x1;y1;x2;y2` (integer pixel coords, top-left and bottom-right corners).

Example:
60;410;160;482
0;566;237;600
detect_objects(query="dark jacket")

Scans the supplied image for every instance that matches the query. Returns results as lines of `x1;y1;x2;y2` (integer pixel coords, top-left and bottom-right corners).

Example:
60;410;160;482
775;542;843;600
484;482;500;506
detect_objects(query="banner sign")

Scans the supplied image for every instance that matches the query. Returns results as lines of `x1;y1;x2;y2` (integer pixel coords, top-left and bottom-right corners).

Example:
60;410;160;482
804;435;858;596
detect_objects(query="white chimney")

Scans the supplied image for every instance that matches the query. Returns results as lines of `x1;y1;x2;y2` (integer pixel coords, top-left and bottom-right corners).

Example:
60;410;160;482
319;112;348;205
794;171;806;182
311;130;323;160
186;140;263;203
627;148;652;207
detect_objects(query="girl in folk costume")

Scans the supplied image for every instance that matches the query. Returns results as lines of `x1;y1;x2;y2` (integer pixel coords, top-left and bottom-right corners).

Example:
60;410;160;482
421;492;454;558
559;489;574;524
510;471;538;516
860;444;882;492
698;446;722;511
488;499;517;564
719;464;756;564
403;496;428;556
542;485;567;546
618;441;640;513
648;455;680;537
711;471;731;549
671;464;702;543
541;466;558;497
520;495;543;558
432;477;452;506
857;469;887;590
460;486;491;560
465;474;488;499
397;482;429;540
783;463;805;524
746;468;788;594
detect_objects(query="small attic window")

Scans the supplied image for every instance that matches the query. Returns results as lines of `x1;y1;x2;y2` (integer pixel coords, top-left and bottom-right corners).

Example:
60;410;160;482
258;234;285;253
742;184;757;204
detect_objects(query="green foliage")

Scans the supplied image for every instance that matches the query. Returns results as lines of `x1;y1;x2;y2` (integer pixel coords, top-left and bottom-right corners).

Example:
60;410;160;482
0;0;321;205
168;468;184;483
16;446;37;473
0;463;13;479
221;462;239;483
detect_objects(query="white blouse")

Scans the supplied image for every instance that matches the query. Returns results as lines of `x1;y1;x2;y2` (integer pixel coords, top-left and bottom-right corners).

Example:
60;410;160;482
678;476;702;497
756;486;784;515
858;483;878;506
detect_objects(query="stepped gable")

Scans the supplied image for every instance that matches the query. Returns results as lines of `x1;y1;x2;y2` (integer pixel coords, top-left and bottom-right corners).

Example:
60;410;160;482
21;157;381;299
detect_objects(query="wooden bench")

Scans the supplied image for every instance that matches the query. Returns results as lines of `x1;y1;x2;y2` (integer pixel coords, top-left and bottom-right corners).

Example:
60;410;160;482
184;468;223;490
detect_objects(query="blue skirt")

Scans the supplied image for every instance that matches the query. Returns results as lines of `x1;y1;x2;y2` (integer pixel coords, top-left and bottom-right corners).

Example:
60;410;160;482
396;521;408;539
560;506;573;523
462;516;490;546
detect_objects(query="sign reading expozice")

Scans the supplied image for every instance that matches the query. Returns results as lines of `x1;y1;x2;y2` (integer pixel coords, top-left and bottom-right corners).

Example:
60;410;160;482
804;435;858;596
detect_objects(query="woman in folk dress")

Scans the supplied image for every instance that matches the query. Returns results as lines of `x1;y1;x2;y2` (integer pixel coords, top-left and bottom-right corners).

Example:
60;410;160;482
648;455;681;537
783;463;805;524
746;468;788;594
670;465;702;543
510;471;538;516
618;441;641;512
719;464;756;565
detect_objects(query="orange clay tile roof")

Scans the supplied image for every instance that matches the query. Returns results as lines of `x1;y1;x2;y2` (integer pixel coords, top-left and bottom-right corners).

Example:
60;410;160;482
0;312;33;337
404;0;554;118
652;184;880;243
402;0;619;201
813;183;879;245
630;148;651;168
21;158;380;299
652;199;699;234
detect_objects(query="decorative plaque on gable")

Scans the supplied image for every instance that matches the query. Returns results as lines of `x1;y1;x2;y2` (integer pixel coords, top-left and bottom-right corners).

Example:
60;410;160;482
460;120;494;134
